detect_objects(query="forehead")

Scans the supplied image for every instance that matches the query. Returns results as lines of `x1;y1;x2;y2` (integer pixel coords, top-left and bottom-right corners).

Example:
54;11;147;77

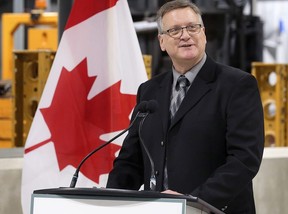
162;7;199;27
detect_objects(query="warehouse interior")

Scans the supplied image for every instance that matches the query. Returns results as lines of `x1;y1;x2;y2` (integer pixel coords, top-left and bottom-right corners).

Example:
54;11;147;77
0;0;288;214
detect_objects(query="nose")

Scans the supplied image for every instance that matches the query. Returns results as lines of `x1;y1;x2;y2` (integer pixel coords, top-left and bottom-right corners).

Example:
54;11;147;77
180;27;191;39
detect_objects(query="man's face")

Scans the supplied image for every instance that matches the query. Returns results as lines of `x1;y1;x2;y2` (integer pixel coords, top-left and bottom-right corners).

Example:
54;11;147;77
158;7;207;68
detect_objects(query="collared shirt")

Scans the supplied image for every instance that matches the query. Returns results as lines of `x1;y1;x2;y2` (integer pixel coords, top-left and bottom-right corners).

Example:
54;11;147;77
171;54;207;100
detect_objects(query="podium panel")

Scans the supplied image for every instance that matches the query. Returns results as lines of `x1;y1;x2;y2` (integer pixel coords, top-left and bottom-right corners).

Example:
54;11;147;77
32;194;189;214
31;188;224;214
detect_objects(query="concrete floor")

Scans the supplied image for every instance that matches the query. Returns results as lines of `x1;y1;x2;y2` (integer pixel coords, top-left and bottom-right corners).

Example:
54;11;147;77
0;147;288;214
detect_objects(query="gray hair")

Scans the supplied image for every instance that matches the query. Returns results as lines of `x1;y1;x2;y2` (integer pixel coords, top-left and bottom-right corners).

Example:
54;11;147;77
156;0;204;33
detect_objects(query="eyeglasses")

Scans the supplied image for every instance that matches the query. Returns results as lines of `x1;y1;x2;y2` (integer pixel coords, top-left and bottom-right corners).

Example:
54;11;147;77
161;24;203;39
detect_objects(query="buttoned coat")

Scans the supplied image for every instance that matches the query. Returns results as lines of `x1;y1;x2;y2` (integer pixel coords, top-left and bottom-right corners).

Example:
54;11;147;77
107;55;264;214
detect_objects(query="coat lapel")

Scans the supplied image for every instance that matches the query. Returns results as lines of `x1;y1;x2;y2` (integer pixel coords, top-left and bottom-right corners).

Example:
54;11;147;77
155;72;173;135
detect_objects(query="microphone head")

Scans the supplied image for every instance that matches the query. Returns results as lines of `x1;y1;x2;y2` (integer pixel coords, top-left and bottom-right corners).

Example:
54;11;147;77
137;101;148;113
146;100;158;113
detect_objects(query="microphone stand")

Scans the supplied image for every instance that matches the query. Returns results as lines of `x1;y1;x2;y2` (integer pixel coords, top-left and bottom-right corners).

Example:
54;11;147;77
138;112;156;191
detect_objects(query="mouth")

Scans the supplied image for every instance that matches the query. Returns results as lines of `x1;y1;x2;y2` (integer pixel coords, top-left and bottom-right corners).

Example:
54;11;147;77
179;44;193;48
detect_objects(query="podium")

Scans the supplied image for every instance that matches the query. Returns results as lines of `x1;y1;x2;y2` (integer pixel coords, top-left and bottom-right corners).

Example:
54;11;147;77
31;188;224;214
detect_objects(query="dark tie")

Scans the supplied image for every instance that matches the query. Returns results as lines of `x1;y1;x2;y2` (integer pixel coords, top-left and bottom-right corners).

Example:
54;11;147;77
170;75;190;119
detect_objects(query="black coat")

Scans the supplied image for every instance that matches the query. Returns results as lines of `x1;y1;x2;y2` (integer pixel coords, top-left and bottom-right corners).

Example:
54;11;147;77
107;56;264;214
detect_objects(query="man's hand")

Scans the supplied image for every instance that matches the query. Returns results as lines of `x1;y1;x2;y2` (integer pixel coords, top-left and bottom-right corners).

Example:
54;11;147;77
161;190;183;195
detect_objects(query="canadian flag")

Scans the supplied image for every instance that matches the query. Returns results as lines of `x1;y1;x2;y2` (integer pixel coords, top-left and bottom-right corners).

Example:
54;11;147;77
21;0;147;213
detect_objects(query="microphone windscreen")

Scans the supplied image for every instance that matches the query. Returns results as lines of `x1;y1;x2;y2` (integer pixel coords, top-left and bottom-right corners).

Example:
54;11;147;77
137;101;148;112
147;100;158;113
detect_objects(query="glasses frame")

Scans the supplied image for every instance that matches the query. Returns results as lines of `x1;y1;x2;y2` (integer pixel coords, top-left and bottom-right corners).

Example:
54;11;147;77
161;24;203;39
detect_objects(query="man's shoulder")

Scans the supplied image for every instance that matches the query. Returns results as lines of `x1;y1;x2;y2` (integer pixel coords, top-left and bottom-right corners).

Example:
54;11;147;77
215;60;252;81
142;71;171;86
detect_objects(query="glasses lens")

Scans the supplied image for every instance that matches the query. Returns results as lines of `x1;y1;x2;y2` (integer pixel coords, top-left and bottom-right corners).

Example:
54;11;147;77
168;28;182;38
188;25;202;34
165;24;201;38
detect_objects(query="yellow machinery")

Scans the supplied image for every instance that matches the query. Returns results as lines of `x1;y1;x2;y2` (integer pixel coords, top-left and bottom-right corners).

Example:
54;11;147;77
143;55;152;79
1;12;58;80
0;12;58;148
252;62;288;147
0;93;13;147
13;50;55;146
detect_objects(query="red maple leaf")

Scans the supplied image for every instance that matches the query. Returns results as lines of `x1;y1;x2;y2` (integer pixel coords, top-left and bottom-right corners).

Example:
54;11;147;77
29;58;136;183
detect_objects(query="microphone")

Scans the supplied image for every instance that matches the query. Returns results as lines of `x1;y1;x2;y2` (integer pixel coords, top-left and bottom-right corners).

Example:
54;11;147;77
69;100;148;188
137;100;158;117
137;100;158;191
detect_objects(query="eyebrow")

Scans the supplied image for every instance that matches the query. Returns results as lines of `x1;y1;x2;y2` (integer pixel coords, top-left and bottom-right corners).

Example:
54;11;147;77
166;22;200;28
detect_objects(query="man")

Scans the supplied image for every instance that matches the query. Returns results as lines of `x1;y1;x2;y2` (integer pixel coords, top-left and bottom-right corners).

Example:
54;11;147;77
107;0;264;213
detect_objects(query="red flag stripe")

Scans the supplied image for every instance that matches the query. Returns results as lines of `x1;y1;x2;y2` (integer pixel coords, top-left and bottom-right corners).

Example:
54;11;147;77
65;0;118;30
24;139;51;154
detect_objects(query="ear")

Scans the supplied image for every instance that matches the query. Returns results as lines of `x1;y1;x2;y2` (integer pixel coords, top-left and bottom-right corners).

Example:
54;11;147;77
202;27;207;44
203;27;206;34
158;34;166;51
